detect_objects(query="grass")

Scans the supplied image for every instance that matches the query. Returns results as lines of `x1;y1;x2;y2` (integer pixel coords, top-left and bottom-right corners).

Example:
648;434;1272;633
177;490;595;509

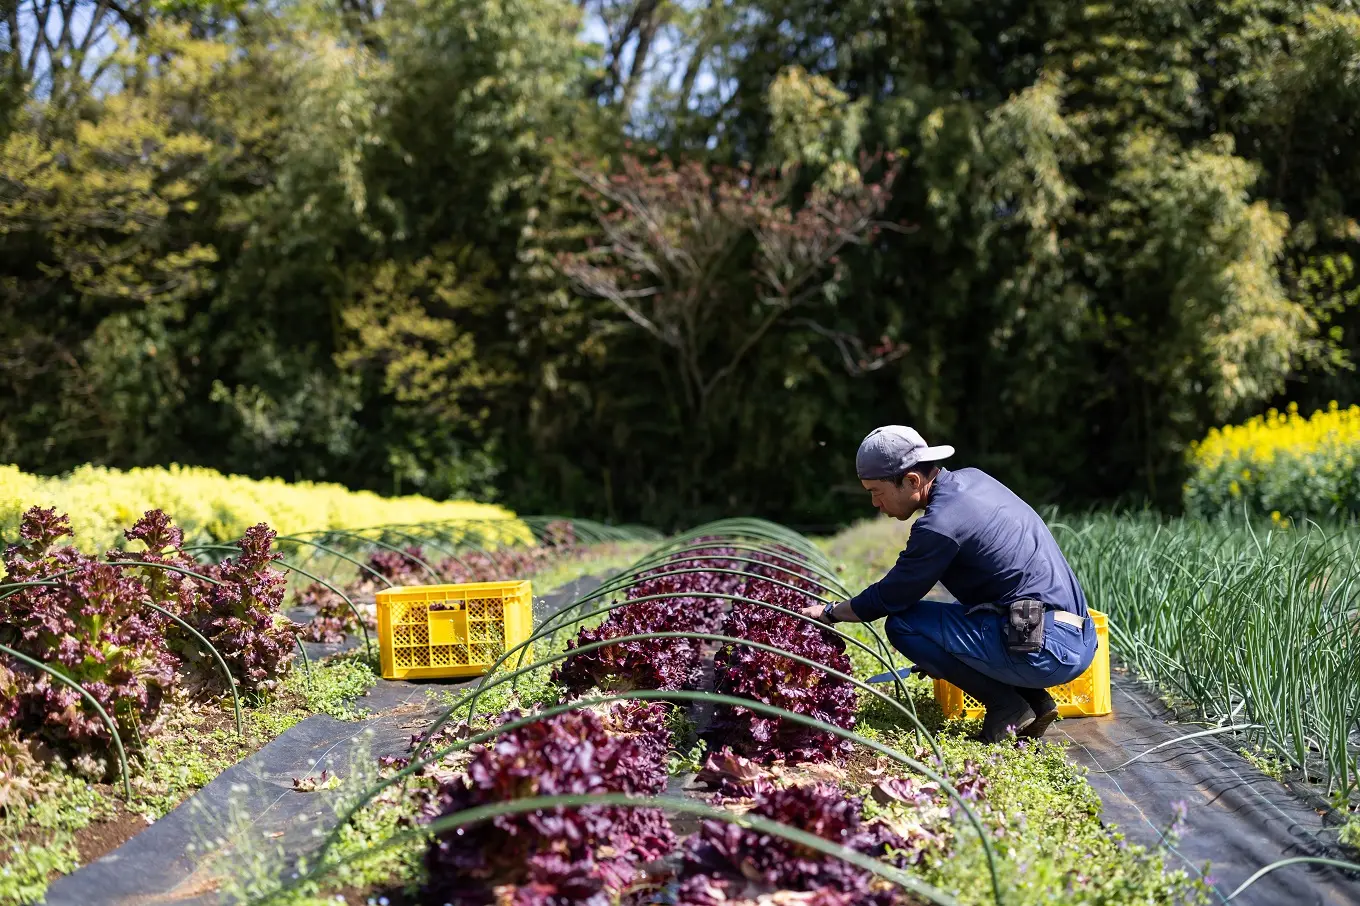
815;513;916;592
528;540;655;595
0;651;378;906
0;774;103;906
1054;513;1360;803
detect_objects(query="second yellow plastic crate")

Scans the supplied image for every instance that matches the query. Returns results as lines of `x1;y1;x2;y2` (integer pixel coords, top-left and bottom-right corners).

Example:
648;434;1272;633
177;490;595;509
375;580;534;680
933;608;1111;720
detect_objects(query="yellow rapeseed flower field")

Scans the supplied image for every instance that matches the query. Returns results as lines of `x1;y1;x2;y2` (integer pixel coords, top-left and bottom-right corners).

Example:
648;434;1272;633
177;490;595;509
0;463;525;553
1184;401;1360;521
1188;401;1360;469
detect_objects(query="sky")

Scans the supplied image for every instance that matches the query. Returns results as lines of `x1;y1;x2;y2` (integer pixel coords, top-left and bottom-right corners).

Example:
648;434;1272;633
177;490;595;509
7;0;727;118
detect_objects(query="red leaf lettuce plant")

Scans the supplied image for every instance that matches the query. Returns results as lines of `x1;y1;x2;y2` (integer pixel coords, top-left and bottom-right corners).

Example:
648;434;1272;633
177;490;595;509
112;510;295;695
677;782;914;906
553;570;730;692
0;507;179;771
712;583;857;763
420;702;675;905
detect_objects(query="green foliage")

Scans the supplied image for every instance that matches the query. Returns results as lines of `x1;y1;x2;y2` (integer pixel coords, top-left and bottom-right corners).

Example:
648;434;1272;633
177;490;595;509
1057;512;1360;799
0;772;113;906
1341;813;1360;851
1241;746;1289;782
668;736;709;776
851;685;1212;905
0;22;225;470
0;837;81;906
919;736;1213;906
767;67;869;171
298;652;381;721
658;0;1356;513
8;0;1360;525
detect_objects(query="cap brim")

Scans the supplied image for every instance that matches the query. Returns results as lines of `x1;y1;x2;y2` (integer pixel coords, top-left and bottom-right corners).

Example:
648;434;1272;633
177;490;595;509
917;444;954;463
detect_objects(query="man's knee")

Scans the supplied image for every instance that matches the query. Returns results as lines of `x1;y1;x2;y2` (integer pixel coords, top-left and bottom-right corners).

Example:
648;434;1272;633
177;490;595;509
884;615;937;661
884;615;989;689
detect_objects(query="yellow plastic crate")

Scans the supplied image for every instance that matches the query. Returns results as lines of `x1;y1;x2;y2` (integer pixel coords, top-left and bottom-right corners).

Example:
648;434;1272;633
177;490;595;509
375;580;534;680
933;608;1111;720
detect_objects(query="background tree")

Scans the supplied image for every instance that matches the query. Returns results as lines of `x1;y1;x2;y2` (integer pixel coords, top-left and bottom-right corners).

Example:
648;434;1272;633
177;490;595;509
2;0;1358;528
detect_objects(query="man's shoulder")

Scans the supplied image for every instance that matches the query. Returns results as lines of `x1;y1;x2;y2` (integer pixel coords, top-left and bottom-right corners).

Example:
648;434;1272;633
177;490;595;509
945;465;1000;485
938;466;1049;533
932;466;1005;500
924;467;1016;530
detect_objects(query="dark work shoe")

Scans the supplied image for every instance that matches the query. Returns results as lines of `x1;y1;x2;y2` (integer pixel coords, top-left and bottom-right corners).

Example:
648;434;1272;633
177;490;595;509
1017;688;1059;738
972;697;1036;744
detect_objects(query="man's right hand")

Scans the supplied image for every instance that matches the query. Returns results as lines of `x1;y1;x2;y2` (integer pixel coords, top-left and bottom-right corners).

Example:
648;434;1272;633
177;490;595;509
801;603;832;624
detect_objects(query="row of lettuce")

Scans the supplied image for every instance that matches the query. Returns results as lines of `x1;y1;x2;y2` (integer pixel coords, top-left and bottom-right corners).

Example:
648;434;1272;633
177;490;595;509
0;505;590;805
399;703;951;905
320;534;960;903
279;528;1209;905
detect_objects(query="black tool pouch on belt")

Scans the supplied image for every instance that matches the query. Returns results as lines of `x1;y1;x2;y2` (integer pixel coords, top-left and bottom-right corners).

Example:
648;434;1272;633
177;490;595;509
1005;599;1045;653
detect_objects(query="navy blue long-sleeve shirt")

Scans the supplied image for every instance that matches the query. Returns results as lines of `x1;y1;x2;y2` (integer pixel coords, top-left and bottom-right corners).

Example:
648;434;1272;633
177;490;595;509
848;467;1089;623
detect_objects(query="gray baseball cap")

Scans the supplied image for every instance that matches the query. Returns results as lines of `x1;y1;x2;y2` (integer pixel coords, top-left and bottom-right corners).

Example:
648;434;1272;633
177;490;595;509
855;426;955;480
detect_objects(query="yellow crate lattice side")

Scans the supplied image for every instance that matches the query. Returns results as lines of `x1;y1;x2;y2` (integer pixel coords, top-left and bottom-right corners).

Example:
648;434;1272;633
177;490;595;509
376;580;534;680
932;609;1112;720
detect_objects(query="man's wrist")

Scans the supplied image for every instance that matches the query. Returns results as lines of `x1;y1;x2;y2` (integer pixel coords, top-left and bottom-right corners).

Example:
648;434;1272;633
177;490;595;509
821;601;840;624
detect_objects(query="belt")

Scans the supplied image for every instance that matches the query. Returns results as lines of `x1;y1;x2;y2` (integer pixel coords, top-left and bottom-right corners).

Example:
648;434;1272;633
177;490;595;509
1052;610;1087;629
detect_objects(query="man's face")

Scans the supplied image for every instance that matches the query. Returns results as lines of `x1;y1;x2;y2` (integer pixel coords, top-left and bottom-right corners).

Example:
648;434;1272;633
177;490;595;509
862;474;926;520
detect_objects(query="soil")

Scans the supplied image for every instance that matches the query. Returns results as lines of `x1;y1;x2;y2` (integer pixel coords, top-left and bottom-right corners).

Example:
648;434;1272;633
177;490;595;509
72;802;150;864
2;780;140;876
178;695;269;766
842;744;917;787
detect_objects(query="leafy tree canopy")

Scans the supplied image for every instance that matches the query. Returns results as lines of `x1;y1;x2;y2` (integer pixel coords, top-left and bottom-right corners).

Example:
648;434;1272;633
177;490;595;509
4;0;1360;527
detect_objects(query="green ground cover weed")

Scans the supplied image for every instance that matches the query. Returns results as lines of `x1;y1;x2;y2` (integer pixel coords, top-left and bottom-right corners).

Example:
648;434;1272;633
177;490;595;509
0;652;378;906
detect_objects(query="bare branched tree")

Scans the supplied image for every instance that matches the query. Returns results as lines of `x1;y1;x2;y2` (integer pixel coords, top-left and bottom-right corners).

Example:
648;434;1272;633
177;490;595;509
3;0;147;104
558;151;904;418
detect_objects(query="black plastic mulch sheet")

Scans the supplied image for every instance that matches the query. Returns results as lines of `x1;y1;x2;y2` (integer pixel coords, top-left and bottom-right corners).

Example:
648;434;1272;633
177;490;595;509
1057;668;1360;906
49;568;1360;905
41;577;609;906
42;675;451;906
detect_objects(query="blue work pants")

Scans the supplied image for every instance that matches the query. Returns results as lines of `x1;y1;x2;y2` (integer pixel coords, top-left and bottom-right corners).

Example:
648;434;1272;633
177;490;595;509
885;599;1097;700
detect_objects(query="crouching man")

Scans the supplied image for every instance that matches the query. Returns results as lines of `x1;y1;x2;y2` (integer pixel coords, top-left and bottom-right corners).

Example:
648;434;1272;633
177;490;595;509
803;426;1097;742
